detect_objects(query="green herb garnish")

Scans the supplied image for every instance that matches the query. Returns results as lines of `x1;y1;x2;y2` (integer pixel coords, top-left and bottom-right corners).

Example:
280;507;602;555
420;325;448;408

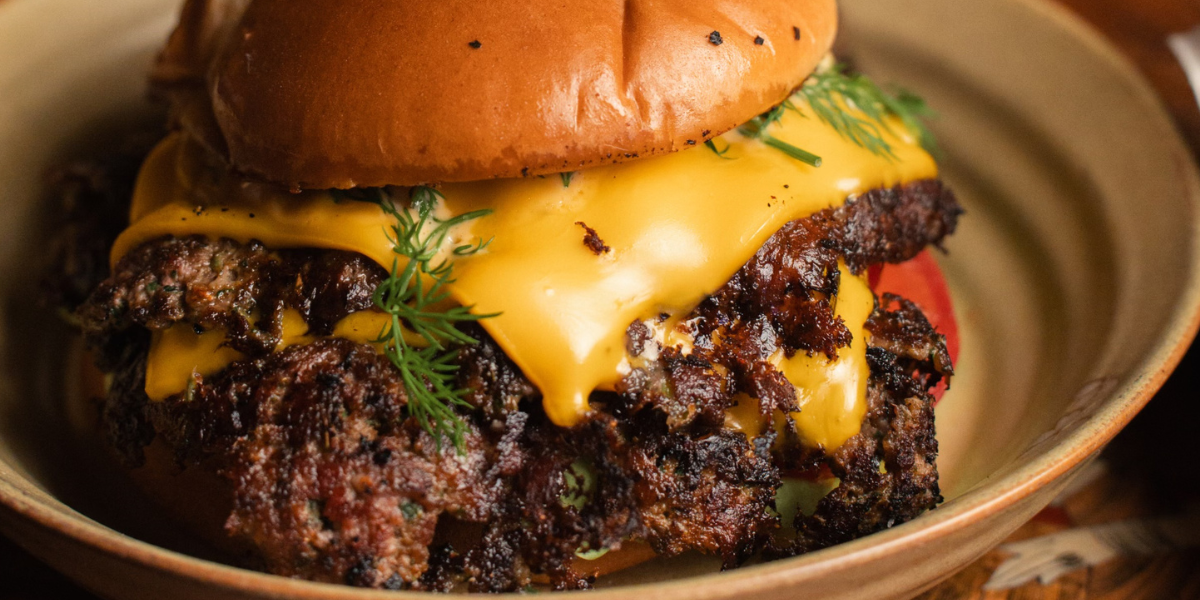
738;106;823;167
574;546;610;560
366;186;496;450
400;500;423;521
560;171;574;187
559;458;597;510
796;64;938;158
704;138;734;159
734;100;820;166
713;64;937;166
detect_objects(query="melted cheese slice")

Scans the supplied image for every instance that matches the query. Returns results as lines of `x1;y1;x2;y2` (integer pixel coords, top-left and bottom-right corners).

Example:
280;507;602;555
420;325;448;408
778;261;874;450
723;261;873;450
145;309;393;401
115;104;935;443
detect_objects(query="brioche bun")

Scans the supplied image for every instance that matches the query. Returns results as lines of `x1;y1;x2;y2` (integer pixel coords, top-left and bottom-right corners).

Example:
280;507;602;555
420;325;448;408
155;0;837;189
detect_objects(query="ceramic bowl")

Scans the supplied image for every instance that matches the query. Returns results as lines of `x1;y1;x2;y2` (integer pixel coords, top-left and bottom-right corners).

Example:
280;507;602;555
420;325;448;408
0;0;1197;598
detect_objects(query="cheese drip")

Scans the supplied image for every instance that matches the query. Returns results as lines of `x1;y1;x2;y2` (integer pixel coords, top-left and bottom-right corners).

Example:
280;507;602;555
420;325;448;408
145;310;392;401
777;262;875;450
115;105;936;434
723;261;873;450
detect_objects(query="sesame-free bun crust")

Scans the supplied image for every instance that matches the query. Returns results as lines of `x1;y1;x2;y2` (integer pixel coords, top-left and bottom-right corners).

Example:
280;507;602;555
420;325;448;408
158;0;837;189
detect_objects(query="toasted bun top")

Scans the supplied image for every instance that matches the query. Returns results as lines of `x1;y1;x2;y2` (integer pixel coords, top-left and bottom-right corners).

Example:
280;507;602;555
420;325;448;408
156;0;837;189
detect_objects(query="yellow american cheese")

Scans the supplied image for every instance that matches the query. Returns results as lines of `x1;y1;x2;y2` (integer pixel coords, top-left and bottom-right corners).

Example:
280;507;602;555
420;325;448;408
114;103;936;447
776;261;875;450
723;260;874;451
144;309;393;401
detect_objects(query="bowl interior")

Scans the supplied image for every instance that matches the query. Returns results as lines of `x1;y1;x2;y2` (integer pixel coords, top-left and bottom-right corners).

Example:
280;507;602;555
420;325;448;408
842;0;1199;503
0;0;1197;596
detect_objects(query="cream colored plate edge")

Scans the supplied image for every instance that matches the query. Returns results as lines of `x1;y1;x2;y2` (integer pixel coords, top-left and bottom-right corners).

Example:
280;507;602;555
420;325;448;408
0;0;1196;598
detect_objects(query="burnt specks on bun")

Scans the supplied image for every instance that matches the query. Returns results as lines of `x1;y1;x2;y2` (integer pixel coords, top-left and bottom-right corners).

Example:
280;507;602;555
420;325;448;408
154;0;837;190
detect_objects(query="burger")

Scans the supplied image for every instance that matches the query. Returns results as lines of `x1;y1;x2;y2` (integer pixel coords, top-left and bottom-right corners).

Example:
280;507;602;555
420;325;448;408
46;0;961;591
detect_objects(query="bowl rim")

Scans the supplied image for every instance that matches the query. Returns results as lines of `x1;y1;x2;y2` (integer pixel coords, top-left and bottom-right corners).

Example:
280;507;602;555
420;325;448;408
1;0;1199;597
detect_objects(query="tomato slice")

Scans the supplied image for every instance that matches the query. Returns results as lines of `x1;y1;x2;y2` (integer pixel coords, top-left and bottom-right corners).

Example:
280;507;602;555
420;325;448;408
869;251;959;403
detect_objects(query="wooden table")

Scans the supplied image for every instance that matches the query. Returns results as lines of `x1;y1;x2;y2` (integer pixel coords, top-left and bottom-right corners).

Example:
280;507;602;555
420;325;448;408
2;1;1199;598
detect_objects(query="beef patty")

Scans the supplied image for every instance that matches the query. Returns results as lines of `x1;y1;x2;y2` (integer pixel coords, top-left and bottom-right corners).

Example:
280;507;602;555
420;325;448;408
59;161;960;590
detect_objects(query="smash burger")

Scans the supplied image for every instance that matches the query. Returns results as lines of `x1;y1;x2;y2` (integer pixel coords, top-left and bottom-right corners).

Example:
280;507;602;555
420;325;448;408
52;0;962;591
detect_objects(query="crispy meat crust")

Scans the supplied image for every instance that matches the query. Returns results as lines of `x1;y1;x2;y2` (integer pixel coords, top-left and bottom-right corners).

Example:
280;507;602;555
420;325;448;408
454;323;538;423
628;426;780;565
464;414;780;592
616;181;960;433
77;237;386;354
42;129;162;313
148;338;494;587
690;179;962;359
94;329;155;467
72;180;960;590
767;298;949;555
866;293;955;381
774;343;944;554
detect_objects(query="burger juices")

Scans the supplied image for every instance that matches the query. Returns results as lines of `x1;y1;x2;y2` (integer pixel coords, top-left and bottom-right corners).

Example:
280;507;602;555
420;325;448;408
49;0;961;591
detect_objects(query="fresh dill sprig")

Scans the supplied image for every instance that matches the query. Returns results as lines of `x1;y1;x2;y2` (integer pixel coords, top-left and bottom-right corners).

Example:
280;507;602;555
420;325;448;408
361;186;495;450
796;64;939;158
737;102;823;167
704;138;734;159
705;64;937;167
560;171;573;187
885;88;939;154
